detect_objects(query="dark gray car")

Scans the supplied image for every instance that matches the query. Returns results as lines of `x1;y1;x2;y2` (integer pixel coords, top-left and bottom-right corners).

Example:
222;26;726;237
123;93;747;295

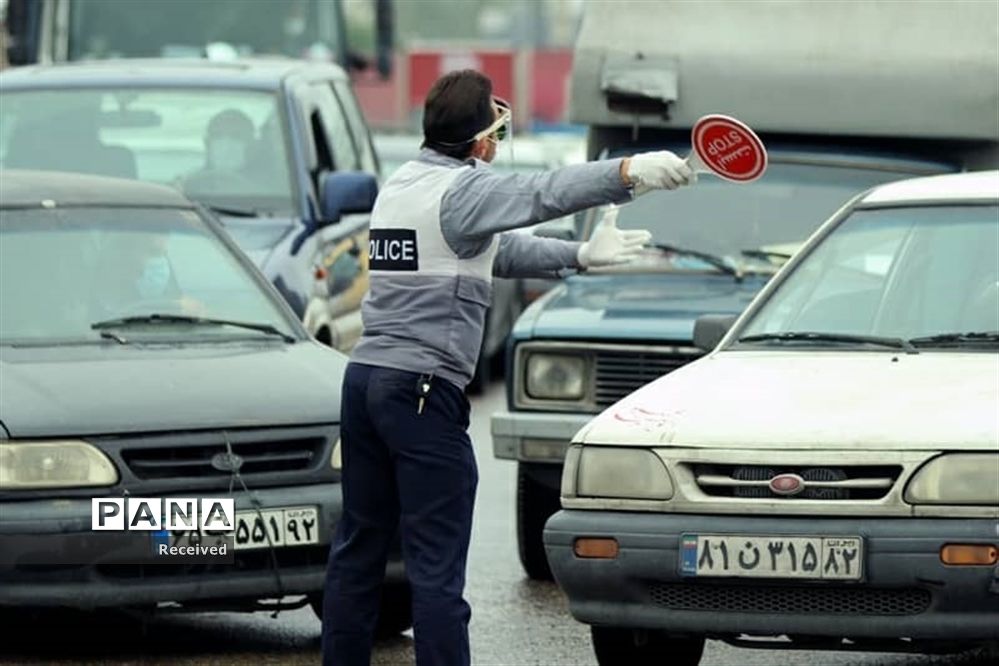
0;171;409;634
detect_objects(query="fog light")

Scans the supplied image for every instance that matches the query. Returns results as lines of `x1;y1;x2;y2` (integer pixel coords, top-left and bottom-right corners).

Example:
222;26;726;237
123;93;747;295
940;544;998;566
574;537;619;559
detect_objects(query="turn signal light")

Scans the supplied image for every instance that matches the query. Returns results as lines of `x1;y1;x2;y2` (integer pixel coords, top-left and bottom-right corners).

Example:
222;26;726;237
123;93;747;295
574;537;619;559
940;544;999;566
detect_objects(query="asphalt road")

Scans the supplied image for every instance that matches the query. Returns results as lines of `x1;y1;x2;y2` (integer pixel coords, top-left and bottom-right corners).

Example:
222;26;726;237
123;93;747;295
0;381;993;666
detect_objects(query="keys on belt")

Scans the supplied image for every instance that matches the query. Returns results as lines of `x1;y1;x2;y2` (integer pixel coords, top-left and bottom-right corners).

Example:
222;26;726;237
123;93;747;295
416;374;433;415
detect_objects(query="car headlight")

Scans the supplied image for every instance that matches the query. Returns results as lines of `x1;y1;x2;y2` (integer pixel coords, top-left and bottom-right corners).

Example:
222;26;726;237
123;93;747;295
331;437;342;471
577;446;673;500
0;440;118;490
526;352;586;400
905;454;999;505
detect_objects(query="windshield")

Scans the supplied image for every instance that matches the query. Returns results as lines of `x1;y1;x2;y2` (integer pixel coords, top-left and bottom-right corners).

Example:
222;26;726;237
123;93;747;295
67;0;344;62
0;89;295;215
739;205;999;345
0;207;298;344
597;157;936;274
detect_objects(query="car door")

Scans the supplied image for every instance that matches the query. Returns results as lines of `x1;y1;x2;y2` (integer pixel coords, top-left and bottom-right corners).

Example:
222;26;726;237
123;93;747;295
297;79;371;351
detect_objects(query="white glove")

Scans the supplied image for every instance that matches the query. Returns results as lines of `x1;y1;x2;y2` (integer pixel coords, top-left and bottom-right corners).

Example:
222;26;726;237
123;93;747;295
577;205;652;268
626;151;696;194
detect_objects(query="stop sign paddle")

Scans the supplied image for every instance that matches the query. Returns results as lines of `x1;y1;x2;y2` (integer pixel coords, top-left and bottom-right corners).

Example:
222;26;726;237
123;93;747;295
686;114;767;183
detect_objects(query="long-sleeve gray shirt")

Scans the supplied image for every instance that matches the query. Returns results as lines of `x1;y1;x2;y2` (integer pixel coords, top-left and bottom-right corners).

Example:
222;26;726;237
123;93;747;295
350;148;632;389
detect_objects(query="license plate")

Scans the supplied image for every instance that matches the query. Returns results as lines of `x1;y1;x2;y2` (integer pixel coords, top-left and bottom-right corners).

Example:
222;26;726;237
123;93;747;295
680;534;863;580
172;506;320;551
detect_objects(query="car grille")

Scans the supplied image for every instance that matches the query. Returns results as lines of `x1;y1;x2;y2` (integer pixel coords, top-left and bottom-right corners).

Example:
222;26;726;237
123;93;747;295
649;583;930;616
594;348;700;408
692;464;902;501
121;436;327;480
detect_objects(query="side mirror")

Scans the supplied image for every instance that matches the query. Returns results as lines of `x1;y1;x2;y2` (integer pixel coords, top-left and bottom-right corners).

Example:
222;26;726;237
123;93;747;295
693;314;738;352
319;171;378;224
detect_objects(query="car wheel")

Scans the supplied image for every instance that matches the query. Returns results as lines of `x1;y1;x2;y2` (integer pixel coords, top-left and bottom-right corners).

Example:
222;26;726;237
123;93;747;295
591;627;705;666
517;462;561;581
309;581;413;638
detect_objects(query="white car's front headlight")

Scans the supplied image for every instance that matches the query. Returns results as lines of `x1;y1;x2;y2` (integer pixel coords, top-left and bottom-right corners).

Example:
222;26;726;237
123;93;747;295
576;446;674;500
0;440;118;490
905;454;999;505
526;352;586;400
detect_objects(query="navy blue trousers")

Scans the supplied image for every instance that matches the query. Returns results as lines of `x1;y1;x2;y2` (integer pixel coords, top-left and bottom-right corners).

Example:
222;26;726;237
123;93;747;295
321;362;477;666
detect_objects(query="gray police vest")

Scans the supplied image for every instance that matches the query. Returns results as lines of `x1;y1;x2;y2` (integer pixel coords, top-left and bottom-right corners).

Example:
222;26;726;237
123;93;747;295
350;159;500;388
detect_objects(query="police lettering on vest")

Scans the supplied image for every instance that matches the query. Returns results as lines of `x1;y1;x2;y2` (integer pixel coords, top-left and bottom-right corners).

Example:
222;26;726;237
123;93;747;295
369;229;419;271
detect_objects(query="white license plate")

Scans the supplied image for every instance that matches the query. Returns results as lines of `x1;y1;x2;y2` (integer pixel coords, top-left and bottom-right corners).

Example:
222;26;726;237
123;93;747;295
172;506;320;551
681;534;863;580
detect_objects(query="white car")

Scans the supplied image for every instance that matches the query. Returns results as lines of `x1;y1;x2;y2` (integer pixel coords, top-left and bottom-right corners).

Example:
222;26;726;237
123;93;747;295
544;171;999;665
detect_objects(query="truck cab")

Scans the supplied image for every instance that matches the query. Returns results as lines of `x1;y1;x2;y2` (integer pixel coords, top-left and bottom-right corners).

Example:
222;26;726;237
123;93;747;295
492;0;999;580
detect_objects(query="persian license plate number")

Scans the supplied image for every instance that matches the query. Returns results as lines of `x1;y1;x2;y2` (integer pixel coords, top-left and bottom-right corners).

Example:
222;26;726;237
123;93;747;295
171;506;319;551
681;534;862;580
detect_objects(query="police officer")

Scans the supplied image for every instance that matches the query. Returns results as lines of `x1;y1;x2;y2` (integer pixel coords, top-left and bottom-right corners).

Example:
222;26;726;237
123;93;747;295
321;70;694;666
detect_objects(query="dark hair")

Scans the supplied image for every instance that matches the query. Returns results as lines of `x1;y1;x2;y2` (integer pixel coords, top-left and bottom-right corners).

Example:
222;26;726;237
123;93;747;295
421;70;493;159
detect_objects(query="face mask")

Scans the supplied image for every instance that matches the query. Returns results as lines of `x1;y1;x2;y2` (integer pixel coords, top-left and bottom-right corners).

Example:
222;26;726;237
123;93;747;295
137;256;172;299
207;138;247;172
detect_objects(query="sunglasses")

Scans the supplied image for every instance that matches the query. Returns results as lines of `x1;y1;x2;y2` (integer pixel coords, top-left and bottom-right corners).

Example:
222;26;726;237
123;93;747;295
473;96;511;143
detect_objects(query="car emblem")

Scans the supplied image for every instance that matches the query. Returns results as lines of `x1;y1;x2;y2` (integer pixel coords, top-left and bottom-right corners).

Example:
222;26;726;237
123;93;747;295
211;451;244;473
769;473;805;496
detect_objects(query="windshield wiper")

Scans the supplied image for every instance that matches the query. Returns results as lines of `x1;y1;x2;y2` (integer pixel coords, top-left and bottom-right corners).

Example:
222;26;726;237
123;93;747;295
202;203;260;218
741;248;793;264
91;314;296;343
648;243;741;280
908;331;999;347
739;331;917;353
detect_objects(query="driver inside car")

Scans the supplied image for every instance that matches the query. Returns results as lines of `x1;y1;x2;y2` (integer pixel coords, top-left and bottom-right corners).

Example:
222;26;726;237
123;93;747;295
180;108;258;197
89;232;203;320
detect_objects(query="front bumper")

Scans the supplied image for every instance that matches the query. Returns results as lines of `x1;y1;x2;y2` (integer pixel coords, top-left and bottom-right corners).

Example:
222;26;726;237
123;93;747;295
491;410;592;462
0;484;403;609
545;510;999;641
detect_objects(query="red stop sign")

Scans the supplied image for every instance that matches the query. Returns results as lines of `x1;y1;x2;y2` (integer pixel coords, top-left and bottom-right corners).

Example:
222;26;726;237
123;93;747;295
690;115;767;182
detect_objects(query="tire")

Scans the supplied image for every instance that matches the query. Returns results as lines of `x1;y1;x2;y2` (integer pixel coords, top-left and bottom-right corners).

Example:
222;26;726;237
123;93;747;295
516;463;561;581
591;627;705;666
309;581;413;639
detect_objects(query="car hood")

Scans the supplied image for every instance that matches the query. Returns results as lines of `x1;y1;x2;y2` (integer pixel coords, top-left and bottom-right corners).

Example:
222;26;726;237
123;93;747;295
517;273;766;342
577;351;999;450
0;341;346;438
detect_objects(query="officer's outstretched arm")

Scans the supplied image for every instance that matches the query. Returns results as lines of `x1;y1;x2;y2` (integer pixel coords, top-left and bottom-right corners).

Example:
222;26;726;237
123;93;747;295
439;159;631;252
492;232;581;279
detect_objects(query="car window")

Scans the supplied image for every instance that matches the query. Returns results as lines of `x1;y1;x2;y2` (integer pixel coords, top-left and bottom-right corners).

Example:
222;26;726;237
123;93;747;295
599;156;943;274
333;81;377;173
311;83;359;171
0;207;297;343
0;88;295;215
740;205;999;341
66;0;343;62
